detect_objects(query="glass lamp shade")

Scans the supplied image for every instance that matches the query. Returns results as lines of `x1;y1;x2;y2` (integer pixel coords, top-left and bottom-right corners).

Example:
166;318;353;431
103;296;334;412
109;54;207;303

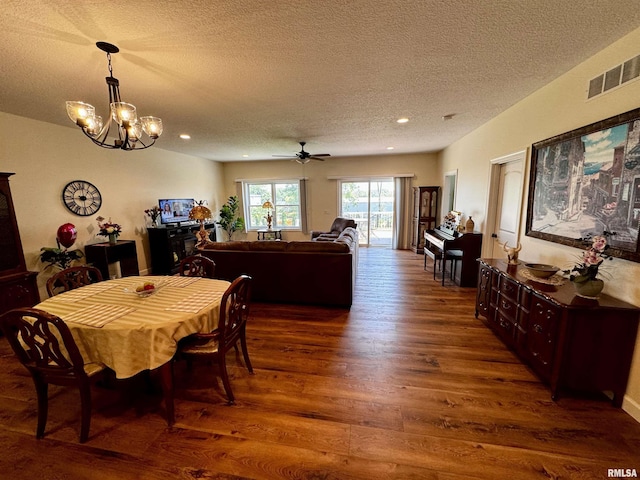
189;205;212;221
140;116;163;138
110;102;137;126
85;115;103;137
127;121;143;141
262;201;274;210
66;101;95;125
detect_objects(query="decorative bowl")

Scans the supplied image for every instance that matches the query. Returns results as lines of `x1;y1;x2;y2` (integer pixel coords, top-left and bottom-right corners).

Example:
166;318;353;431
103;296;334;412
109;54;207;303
124;281;163;298
524;263;560;279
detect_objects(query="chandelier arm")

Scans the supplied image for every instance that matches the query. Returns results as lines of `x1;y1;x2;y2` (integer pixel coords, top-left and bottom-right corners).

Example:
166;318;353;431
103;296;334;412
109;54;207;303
80;127;120;149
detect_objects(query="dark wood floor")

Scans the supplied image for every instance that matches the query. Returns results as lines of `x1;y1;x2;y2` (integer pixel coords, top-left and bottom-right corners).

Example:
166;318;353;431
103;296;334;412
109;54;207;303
1;248;639;479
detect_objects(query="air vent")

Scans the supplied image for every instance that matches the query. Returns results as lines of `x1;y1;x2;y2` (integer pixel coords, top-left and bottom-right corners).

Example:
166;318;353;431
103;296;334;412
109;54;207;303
587;53;640;99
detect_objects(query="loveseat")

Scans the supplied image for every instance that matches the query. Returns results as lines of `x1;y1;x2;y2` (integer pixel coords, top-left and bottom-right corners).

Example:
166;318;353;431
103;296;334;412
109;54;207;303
198;227;358;307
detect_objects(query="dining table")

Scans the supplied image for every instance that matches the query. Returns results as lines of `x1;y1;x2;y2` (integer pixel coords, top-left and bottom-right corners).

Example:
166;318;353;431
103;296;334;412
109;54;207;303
34;275;231;425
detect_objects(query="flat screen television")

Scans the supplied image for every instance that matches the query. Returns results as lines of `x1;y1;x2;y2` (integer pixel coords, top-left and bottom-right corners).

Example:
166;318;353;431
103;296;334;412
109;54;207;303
159;198;196;225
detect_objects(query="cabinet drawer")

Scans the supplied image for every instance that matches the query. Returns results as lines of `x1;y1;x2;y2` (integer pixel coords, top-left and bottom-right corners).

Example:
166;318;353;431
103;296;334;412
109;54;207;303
527;295;561;380
498;274;519;301
518;287;532;330
495;310;515;339
497;293;518;323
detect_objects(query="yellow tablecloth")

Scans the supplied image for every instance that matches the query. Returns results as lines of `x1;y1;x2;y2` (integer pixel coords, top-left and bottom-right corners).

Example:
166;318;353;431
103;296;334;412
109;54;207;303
35;276;230;379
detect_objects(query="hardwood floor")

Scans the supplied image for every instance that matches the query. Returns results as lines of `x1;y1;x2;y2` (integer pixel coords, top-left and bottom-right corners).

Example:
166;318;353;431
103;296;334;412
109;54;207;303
1;248;639;479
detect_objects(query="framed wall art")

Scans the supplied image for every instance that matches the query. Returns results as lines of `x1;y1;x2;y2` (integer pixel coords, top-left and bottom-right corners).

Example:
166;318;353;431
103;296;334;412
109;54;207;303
525;107;640;262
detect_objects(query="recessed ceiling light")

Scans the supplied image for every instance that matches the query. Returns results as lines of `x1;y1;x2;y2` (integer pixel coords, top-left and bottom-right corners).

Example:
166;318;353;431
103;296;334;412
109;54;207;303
179;134;191;140
242;154;249;158
386;146;395;150
396;118;409;124
442;114;455;121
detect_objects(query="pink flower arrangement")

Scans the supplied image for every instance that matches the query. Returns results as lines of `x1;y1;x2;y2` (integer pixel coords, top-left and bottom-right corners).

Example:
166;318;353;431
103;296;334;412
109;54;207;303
564;233;612;282
144;206;161;223
96;216;122;238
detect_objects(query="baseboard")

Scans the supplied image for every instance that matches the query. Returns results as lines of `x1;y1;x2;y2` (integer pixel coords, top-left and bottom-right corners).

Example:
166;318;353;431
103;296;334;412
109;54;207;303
622;395;640;423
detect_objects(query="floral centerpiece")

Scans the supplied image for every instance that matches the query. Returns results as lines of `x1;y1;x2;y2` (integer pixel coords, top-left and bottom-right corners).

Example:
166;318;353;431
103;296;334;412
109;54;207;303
97;216;122;244
145;206;161;226
563;232;613;298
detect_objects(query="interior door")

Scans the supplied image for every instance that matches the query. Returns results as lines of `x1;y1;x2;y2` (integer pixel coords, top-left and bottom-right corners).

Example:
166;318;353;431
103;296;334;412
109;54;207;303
490;158;524;258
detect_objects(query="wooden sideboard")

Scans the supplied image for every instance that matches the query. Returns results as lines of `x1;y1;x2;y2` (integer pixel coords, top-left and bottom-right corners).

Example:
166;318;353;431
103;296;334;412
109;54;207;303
0;173;40;317
476;258;639;407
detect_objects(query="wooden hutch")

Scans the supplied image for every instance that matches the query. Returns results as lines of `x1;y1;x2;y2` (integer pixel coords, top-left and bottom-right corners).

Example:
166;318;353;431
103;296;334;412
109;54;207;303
0;173;40;316
412;186;439;253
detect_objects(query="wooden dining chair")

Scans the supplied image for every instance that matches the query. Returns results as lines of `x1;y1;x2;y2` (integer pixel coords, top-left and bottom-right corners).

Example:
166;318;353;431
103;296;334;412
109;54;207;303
46;265;103;297
176;275;253;404
0;308;105;443
179;254;216;279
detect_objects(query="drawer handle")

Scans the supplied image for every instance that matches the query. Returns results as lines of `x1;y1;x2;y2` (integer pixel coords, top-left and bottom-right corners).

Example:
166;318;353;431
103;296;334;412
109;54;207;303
533;323;543;333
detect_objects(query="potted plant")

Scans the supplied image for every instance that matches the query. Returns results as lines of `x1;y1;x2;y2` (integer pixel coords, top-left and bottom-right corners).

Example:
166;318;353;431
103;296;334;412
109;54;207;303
216;195;245;240
40;223;84;270
40;246;84;270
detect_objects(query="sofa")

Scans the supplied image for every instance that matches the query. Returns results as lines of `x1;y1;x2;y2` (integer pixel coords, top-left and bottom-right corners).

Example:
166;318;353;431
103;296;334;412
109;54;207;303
310;217;357;241
198;227;358;307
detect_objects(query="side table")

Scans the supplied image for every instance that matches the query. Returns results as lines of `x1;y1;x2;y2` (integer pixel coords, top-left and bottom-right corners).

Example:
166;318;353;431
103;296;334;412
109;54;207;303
257;229;282;241
85;240;139;279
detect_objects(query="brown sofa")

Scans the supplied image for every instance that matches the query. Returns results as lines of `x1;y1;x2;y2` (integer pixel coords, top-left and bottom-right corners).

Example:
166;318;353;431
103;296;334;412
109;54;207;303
310;217;357;240
198;227;358;307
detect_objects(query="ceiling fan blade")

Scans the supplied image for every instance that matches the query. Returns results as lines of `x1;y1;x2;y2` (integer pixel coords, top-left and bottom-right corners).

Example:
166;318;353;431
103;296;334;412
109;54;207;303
273;155;297;158
309;156;326;161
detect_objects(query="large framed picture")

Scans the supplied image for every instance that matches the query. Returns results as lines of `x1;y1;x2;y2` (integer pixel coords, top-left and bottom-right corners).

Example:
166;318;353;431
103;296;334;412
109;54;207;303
525;107;640;262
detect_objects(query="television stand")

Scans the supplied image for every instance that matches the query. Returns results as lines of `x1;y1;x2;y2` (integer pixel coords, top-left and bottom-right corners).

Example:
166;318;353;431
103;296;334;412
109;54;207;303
148;223;216;275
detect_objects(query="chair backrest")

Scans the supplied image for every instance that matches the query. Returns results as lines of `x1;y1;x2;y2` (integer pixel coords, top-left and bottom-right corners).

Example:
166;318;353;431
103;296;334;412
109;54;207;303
0;308;88;383
46;265;103;297
329;217;357;234
217;275;252;352
179;254;216;278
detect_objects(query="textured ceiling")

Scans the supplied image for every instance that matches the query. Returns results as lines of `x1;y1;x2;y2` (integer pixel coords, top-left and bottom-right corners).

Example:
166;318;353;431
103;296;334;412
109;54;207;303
1;1;639;162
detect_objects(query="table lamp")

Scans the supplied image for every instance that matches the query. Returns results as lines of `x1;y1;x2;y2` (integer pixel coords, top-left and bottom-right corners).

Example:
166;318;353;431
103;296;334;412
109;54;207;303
262;201;274;230
189;201;213;247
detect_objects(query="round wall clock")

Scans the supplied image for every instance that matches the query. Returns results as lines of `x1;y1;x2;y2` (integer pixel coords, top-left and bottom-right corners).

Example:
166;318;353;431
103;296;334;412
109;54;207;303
62;180;102;216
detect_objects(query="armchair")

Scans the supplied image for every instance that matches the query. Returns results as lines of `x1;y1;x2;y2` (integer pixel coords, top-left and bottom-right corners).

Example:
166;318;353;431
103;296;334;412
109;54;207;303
310;217;357;240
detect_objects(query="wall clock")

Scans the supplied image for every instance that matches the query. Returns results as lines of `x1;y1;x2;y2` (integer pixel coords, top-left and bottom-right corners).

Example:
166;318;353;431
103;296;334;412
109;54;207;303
62;180;102;216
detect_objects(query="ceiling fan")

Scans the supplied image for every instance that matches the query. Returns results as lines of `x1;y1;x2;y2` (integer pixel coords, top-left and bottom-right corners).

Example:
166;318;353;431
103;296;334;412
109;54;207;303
273;141;331;164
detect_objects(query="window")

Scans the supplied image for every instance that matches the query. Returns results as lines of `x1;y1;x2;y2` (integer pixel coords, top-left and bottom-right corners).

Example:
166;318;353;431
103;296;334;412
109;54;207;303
243;180;303;230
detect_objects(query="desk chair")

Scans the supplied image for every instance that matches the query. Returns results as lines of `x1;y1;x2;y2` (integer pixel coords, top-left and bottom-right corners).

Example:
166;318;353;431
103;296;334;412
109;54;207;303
0;308;105;443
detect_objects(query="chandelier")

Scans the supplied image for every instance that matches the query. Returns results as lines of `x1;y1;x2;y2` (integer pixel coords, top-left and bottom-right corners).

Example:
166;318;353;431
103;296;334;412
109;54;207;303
66;42;163;151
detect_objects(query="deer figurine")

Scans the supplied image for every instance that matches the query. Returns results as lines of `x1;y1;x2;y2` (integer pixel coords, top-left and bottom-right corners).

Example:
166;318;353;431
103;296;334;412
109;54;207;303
503;242;522;264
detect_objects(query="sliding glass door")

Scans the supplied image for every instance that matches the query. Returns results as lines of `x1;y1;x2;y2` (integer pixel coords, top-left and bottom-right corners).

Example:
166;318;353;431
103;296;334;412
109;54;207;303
340;179;394;246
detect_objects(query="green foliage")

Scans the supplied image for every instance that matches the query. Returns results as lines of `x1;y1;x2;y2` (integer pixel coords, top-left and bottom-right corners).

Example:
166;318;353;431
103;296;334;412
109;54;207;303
39;247;84;270
217;195;245;240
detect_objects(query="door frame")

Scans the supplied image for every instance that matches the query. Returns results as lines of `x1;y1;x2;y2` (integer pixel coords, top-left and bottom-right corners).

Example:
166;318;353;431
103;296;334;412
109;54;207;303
338;178;394;247
483;150;528;258
442;169;458;219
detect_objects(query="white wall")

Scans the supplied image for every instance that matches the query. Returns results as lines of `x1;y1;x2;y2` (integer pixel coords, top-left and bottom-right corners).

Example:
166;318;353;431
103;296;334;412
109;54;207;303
0;112;225;297
221;152;441;241
441;27;640;420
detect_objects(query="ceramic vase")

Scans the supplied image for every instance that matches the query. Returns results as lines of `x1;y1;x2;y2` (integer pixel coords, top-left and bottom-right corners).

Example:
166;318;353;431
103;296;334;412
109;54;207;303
465;216;475;233
108;234;118;245
572;278;604;299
